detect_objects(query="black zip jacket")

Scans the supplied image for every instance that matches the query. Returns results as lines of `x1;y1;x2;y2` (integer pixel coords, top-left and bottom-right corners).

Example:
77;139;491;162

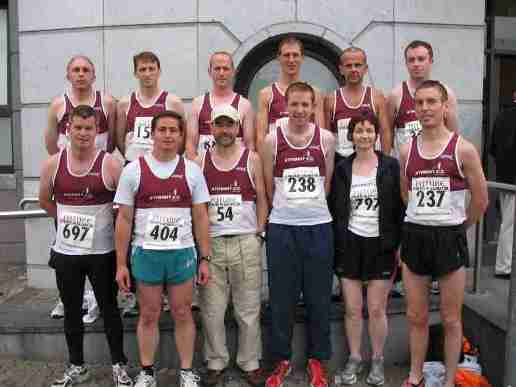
329;152;405;276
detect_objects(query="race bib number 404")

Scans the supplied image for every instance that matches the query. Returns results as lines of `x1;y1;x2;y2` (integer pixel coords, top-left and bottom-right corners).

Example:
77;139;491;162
412;176;451;214
143;213;185;250
208;194;242;224
283;166;321;200
133;116;153;145
58;212;96;249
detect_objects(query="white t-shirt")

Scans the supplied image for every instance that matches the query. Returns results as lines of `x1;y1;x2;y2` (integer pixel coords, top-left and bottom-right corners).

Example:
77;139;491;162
348;170;380;238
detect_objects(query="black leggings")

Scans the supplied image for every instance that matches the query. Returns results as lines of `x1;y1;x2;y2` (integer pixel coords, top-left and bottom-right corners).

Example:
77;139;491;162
50;250;127;366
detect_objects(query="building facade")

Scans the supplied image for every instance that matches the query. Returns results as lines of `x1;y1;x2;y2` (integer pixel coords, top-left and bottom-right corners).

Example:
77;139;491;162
3;0;488;287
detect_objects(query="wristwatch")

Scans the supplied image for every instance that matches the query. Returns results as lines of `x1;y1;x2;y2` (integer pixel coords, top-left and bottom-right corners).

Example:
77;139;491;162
257;231;266;242
200;255;212;263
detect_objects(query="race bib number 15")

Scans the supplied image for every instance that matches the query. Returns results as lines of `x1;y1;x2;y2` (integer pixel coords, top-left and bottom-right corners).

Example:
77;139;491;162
134;116;153;145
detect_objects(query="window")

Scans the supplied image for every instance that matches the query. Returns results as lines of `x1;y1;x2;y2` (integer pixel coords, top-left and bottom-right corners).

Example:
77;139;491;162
0;5;11;170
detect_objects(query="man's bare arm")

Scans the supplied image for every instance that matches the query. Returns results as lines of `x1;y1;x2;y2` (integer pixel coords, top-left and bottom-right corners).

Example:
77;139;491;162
240;98;256;151
323;92;335;134
166;93;185;118
104;94;117;153
261;133;276;208
398;143;410;205
249;151;268;231
115;97;130;156
115;204;134;270
45;98;63;155
38;155;59;218
460;140;488;228
374;89;392;155
385;86;402;152
255;87;272;154
322;129;336;194
314;88;325;128
192;203;212;258
186;97;202;160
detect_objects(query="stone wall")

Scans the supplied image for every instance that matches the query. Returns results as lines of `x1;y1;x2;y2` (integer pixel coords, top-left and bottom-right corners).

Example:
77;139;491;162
16;0;485;287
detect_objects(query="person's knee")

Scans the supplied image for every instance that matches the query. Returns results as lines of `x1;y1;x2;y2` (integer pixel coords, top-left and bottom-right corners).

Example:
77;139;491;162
171;303;193;323
406;307;429;327
368;304;386;321
345;303;363;321
441;312;462;332
139;306;161;326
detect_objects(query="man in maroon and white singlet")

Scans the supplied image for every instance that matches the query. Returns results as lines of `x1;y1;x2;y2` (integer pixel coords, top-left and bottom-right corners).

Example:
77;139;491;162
324;46;391;162
185;51;255;159
256;36;325;152
387;40;459;159
398;81;487;387
116;51;185;162
39;105;132;387
195;104;268;387
115;110;210;387
45;56;116;155
262;82;336;387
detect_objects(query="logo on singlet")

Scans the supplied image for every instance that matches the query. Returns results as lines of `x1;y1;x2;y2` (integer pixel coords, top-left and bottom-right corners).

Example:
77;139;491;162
236;167;246;172
440;154;454;161
63;187;94;200
285;150;314;163
148;189;181;202
87;172;100;177
155;104;165;108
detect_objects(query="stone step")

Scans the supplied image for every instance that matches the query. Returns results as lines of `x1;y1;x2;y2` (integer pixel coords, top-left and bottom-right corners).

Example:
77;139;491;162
0;358;409;386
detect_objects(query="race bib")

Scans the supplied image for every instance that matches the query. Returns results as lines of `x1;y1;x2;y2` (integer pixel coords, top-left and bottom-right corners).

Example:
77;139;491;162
143;213;185;250
350;182;379;219
283;166;321;200
208;194;242;224
337;118;353;154
198;134;216;153
133;116;153;145
412;176;451;215
396;120;422;146
58;212;96;249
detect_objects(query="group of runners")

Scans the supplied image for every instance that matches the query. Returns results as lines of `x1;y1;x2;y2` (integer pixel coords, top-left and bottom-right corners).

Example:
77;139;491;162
38;35;488;387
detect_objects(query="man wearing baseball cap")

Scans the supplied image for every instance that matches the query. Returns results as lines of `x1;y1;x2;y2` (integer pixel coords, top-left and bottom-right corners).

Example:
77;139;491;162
197;105;268;386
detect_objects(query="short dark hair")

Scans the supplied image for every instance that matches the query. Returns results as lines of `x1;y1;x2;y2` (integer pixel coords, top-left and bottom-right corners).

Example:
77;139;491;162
277;35;304;56
347;110;380;141
69;105;97;123
151;110;185;134
285;81;315;104
415;80;448;102
133;51;161;72
404;40;434;60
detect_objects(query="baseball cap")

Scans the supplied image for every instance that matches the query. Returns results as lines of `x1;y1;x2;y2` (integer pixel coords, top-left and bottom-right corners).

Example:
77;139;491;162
211;104;240;123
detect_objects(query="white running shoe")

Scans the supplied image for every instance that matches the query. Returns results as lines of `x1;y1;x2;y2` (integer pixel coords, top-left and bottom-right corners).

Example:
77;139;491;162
51;364;90;386
134;371;156;387
51;300;65;319
179;369;201;387
112;363;133;386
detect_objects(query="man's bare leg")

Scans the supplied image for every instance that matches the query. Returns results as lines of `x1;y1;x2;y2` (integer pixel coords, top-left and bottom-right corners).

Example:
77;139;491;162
402;263;430;384
439;267;465;387
137;283;163;366
168;279;195;369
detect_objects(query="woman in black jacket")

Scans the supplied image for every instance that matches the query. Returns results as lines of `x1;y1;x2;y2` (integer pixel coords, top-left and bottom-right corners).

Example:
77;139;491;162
329;111;404;386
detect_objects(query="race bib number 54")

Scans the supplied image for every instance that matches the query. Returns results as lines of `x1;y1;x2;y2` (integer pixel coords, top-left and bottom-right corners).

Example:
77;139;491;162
209;194;242;224
143;213;184;250
58;212;96;249
283;166;321;200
